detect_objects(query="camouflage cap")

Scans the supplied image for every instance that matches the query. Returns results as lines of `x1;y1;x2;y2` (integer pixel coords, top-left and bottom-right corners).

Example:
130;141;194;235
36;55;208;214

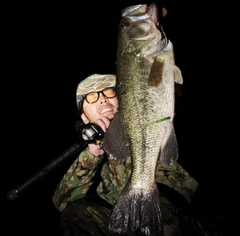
76;74;116;109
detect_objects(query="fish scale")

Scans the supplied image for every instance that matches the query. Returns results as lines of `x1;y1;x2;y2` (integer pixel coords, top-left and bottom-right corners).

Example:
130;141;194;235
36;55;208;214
104;3;183;235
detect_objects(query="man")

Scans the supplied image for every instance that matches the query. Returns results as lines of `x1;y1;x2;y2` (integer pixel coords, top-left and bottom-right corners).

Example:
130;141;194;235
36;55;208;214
53;74;205;236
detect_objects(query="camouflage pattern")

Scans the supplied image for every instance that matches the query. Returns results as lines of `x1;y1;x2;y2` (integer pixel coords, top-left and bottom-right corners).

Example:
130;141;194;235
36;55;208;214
155;161;199;204
60;198;113;236
53;148;199;212
60;195;195;236
76;74;116;109
52;147;201;235
52;148;104;212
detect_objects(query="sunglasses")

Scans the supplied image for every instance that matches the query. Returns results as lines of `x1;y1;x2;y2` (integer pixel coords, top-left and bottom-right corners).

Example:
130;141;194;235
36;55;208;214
83;87;117;104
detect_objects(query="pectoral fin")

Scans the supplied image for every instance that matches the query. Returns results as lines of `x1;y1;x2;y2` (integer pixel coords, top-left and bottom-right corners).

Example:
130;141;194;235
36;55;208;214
174;66;183;97
174;66;183;84
148;56;164;87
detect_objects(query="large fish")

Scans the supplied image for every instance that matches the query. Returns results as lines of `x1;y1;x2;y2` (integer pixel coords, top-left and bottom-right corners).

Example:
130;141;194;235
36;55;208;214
103;3;183;235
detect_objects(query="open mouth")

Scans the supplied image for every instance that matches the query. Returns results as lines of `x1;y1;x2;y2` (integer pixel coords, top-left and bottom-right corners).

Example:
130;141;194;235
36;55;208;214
146;3;158;25
100;107;113;114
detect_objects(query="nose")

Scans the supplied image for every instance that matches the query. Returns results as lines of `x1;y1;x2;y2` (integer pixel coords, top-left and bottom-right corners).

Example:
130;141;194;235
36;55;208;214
99;92;109;103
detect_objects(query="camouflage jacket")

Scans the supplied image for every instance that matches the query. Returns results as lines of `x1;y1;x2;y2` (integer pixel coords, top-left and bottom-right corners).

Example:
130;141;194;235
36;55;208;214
52;147;199;212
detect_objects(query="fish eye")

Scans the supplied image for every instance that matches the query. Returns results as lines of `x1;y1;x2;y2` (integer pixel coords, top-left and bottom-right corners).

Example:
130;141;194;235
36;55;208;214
120;20;130;28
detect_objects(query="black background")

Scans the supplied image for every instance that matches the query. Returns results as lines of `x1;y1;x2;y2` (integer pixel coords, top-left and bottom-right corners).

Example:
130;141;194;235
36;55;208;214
2;1;238;235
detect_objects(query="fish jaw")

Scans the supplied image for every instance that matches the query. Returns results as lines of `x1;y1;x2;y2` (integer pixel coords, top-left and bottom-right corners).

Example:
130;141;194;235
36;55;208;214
117;3;165;56
146;3;159;25
121;3;158;25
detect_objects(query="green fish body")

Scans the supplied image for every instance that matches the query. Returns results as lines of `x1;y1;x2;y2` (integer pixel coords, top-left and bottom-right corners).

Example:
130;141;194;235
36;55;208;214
105;3;183;235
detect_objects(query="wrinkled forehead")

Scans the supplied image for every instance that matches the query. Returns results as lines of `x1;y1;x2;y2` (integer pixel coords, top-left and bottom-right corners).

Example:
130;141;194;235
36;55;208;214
76;74;116;108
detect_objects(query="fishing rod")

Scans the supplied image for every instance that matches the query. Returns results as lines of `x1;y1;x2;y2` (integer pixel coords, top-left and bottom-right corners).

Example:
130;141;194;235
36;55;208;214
7;123;104;201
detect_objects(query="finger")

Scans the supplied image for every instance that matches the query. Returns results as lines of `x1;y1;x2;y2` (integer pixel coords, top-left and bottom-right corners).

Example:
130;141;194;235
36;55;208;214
88;143;104;156
95;117;111;132
100;116;111;129
95;119;107;132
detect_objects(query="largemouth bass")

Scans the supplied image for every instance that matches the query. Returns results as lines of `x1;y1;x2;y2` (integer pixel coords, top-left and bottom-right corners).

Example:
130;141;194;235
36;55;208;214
103;3;183;235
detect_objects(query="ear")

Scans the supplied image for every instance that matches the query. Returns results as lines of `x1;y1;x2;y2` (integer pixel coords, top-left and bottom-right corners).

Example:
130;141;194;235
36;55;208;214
162;7;167;17
81;113;90;124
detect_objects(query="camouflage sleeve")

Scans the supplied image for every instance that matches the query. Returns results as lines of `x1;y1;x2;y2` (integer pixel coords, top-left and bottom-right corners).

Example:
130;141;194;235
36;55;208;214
155;161;200;203
52;147;104;212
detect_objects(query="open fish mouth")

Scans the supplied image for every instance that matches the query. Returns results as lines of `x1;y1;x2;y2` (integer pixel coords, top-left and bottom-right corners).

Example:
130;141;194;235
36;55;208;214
121;3;159;26
121;4;160;42
146;3;159;25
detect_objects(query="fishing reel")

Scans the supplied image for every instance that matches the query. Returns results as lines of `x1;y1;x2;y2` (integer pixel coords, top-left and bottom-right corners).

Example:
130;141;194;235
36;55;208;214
81;123;105;145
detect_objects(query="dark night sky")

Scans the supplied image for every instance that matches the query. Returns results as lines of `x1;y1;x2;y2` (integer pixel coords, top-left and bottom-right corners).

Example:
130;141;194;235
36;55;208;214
2;1;238;235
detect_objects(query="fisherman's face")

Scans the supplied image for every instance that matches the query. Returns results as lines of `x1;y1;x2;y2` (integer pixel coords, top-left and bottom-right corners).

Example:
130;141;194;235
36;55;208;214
82;91;118;123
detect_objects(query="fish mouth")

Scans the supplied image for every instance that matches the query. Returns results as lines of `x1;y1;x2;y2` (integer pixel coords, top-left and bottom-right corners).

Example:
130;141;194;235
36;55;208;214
122;3;159;26
133;4;160;41
146;3;159;25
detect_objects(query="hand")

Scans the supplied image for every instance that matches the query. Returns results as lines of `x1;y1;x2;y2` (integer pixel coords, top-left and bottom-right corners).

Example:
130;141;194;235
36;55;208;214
81;114;112;156
94;116;112;132
80;113;113;132
88;116;112;156
88;143;105;156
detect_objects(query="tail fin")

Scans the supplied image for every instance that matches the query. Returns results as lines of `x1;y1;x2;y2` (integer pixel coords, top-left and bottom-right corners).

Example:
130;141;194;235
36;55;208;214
109;183;164;236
